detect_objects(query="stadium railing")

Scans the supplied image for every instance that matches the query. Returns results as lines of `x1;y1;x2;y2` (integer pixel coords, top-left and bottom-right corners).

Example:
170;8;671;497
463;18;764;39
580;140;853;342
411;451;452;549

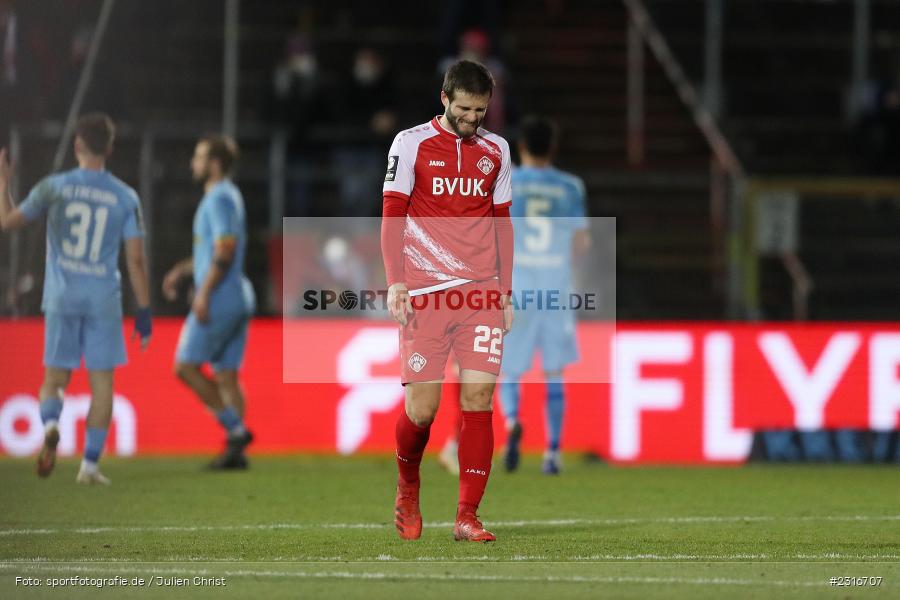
734;177;900;320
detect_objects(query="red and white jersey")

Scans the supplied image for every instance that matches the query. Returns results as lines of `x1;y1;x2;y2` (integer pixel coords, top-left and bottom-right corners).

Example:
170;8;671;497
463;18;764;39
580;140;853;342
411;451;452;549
383;116;512;296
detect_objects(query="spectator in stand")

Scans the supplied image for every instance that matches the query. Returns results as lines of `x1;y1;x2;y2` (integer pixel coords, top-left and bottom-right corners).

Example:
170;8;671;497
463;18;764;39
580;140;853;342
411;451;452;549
47;19;127;121
0;0;17;144
438;29;516;136
438;0;503;67
266;8;329;216
856;56;900;175
7;0;54;123
331;47;398;217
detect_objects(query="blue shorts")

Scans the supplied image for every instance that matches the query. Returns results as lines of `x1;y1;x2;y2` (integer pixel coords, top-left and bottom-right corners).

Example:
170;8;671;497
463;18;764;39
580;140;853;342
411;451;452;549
175;312;250;372
44;311;126;371
501;310;579;377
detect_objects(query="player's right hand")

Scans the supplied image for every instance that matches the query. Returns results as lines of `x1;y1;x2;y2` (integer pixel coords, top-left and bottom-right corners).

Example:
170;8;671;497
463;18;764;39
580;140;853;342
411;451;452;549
162;268;181;301
501;293;514;332
133;306;152;351
0;148;11;186
387;282;414;326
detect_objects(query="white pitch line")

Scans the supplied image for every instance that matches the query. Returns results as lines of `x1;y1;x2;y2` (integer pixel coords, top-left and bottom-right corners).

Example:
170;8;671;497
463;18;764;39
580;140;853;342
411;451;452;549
4;553;900;563
0;523;384;536
2;515;899;537
371;553;900;562
0;563;837;588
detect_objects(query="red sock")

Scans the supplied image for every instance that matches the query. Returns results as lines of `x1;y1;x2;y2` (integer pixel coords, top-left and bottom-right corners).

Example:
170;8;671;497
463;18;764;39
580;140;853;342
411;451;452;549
443;380;463;440
396;411;431;486
458;410;494;512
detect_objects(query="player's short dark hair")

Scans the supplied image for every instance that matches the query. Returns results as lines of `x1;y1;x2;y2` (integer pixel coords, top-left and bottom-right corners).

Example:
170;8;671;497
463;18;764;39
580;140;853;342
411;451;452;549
520;115;559;158
442;59;494;101
200;134;239;174
75;112;115;155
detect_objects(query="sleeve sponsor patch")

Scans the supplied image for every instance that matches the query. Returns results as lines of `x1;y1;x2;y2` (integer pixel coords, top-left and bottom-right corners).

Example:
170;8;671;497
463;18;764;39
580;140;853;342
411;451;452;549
384;155;399;182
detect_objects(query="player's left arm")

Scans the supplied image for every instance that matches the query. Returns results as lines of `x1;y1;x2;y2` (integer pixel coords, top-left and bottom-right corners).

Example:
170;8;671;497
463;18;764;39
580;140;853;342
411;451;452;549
0;148;29;231
193;194;242;322
571;175;592;257
125;237;152;349
573;229;592;257
494;204;514;332
193;236;236;323
123;195;152;348
492;139;514;331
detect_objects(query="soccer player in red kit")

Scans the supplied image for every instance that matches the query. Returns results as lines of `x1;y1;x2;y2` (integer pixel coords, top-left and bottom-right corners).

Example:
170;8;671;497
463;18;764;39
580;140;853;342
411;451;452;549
381;60;514;542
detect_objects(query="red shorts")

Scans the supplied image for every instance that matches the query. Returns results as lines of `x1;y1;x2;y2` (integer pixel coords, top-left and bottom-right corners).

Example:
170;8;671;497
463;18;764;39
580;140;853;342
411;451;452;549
399;279;505;384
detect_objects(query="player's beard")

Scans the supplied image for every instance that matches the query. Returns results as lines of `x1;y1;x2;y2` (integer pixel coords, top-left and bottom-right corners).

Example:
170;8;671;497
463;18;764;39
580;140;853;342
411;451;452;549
192;165;209;183
446;110;483;139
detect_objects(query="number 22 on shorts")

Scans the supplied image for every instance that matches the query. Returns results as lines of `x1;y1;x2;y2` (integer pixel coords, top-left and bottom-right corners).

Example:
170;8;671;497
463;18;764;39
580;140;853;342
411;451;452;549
473;325;503;355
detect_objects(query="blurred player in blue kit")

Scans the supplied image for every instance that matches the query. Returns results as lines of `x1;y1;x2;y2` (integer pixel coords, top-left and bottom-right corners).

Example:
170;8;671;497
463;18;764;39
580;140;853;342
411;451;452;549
0;113;152;485
162;135;255;470
500;116;591;475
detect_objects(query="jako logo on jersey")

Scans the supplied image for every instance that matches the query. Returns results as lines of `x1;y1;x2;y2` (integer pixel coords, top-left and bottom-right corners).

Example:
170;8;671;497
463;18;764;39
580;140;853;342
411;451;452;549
408;352;427;373
432;177;487;196
477;156;494;175
465;468;487;476
428;160;446;167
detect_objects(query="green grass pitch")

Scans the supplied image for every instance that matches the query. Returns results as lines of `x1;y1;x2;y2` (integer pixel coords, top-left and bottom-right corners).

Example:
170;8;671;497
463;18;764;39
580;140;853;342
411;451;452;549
1;455;899;599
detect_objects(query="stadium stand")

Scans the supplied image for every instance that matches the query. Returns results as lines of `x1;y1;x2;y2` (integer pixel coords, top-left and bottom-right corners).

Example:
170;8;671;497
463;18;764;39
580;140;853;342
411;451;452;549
8;0;900;320
650;0;900;320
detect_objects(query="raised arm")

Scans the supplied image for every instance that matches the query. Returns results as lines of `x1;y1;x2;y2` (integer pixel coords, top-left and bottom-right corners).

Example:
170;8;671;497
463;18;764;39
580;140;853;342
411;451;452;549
0;148;28;231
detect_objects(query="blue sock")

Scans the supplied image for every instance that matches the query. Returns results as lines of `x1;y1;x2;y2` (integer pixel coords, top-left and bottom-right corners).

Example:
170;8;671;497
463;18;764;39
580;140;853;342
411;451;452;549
84;427;108;463
216;407;244;435
546;377;564;452
499;380;521;425
39;397;63;426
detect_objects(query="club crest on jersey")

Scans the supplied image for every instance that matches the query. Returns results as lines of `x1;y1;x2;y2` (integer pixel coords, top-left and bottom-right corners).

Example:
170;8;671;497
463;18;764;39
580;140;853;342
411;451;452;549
477;156;494;175
408;352;427;373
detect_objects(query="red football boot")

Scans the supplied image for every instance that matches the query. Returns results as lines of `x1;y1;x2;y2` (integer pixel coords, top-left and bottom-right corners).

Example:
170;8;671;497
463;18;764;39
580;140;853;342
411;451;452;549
394;481;422;540
453;506;496;542
36;427;60;478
